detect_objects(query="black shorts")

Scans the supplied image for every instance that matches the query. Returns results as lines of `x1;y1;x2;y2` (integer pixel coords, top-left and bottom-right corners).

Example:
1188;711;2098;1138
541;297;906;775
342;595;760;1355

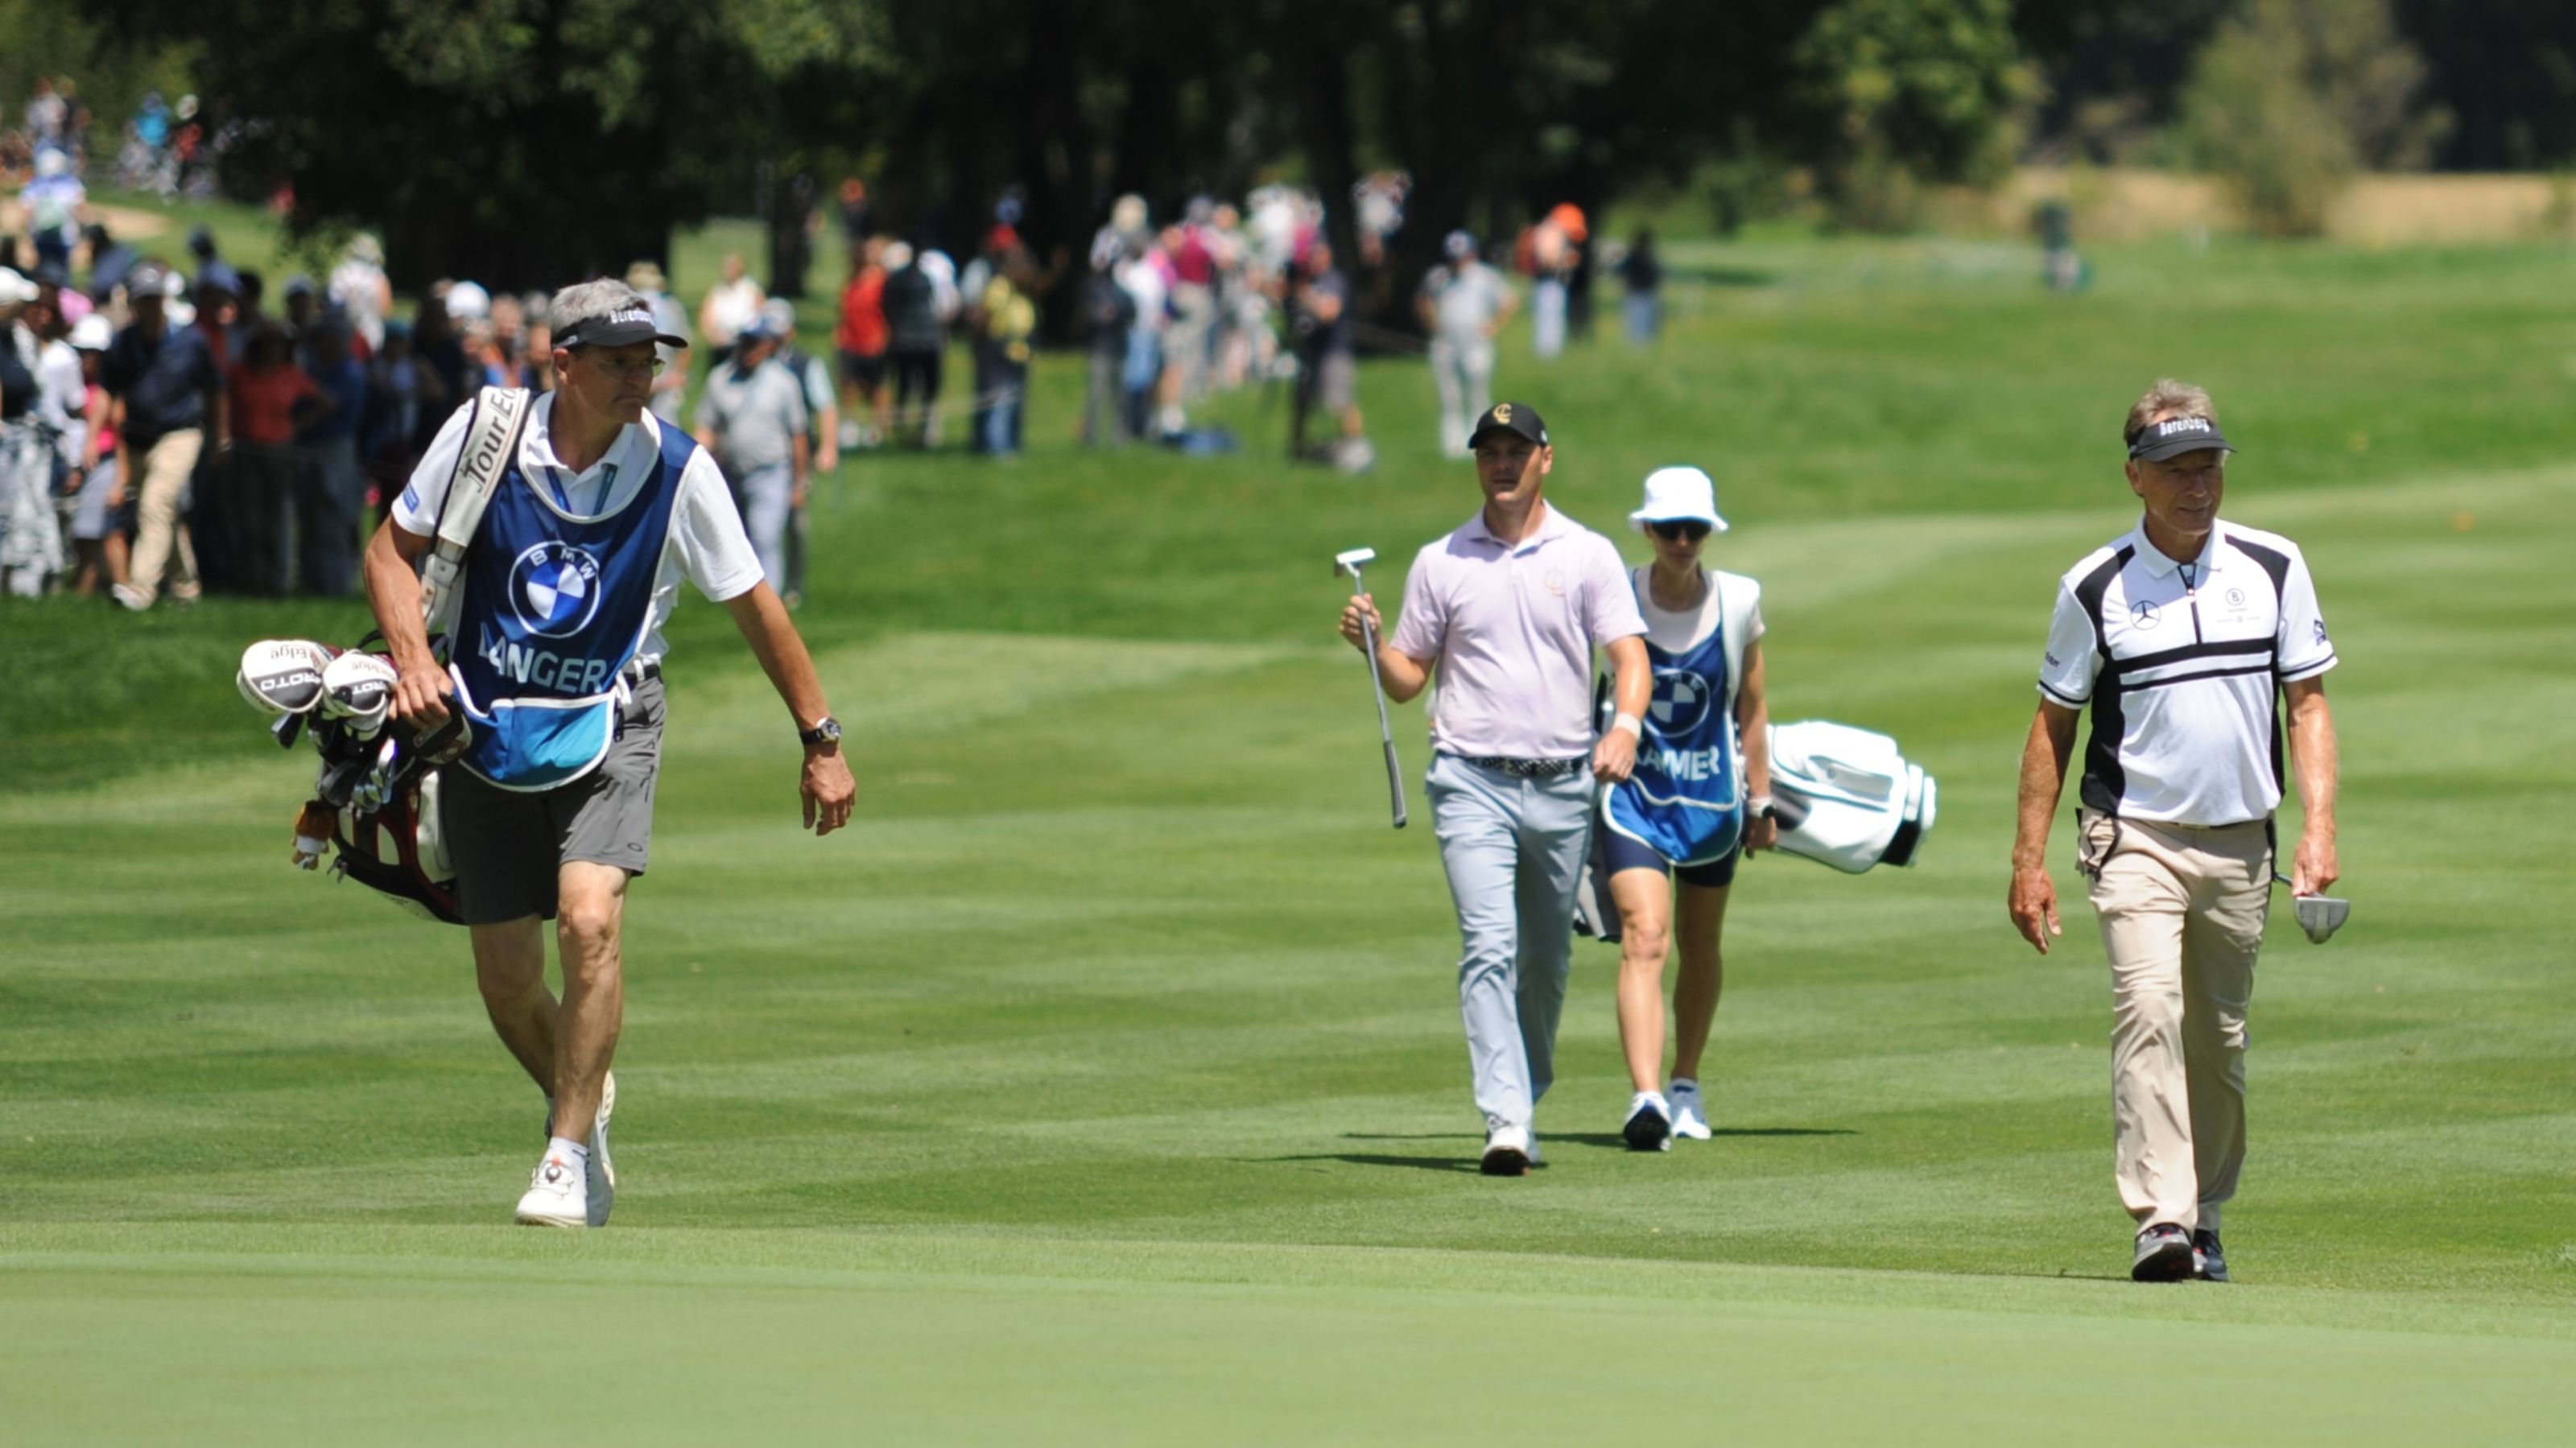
437;680;663;924
839;350;887;392
1601;825;1740;889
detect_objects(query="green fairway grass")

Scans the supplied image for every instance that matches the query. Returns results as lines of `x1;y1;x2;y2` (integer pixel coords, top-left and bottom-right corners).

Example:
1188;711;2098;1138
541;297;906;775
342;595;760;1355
3;229;2573;1442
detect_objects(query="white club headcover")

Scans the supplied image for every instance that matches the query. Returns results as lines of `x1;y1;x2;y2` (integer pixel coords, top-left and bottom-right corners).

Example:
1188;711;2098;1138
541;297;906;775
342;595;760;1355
320;651;401;739
237;639;339;716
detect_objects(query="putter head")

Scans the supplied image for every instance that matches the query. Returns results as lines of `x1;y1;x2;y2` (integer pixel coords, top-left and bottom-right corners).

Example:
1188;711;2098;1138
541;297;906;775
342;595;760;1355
2293;893;2350;944
1334;547;1377;579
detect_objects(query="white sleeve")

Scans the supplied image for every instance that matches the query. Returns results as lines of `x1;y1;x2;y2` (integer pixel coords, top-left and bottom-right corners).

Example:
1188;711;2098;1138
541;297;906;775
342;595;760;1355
1740;581;1765;646
2274;544;2337;682
672;450;765;603
2037;584;2102;707
390;402;477;537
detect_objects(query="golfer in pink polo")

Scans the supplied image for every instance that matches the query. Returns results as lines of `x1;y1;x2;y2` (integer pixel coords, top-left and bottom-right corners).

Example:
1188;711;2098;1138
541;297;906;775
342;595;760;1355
1340;401;1651;1174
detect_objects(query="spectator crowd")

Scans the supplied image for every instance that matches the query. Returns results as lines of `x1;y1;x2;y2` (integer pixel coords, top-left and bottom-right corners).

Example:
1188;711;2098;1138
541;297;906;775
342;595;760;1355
4;72;1680;605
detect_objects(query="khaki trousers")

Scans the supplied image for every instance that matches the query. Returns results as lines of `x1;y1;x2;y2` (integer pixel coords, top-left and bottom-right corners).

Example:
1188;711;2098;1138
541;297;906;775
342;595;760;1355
2082;810;2272;1235
125;429;204;605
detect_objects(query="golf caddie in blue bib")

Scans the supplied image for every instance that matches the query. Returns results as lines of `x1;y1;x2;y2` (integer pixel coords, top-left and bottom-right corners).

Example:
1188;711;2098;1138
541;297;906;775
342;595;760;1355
1596;466;1778;1154
361;278;857;1231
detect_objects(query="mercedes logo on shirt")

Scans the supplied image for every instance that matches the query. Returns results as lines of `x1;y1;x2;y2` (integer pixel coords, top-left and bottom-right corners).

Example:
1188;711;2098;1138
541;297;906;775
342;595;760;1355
2131;600;2162;629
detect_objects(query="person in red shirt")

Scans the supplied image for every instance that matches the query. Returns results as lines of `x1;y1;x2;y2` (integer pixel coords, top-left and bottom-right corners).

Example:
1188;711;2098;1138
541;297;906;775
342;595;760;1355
224;321;332;595
834;237;891;447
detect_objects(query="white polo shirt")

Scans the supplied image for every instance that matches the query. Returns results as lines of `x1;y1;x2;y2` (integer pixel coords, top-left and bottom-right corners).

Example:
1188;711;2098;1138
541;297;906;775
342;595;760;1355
1389;503;1646;761
2037;518;2335;827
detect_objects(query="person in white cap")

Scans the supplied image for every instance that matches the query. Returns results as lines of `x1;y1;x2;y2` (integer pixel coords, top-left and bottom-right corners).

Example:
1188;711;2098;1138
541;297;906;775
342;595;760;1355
1600;465;1776;1150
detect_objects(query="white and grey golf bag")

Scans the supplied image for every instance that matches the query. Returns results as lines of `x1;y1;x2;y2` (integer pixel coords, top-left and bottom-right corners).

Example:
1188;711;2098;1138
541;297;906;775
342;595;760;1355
1574;719;1938;943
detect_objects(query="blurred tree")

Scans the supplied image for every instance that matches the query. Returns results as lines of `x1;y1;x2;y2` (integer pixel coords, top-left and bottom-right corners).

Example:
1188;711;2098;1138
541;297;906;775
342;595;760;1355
2389;0;2568;169
117;0;877;291
1794;0;2039;230
2177;0;2443;236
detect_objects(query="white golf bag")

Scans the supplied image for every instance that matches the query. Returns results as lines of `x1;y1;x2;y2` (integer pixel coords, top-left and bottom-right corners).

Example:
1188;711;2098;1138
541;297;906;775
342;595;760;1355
1574;718;1937;943
1765;720;1937;873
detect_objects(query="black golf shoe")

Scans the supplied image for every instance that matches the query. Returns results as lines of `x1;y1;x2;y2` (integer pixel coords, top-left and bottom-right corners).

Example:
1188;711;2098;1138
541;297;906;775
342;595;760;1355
2193;1229;2229;1282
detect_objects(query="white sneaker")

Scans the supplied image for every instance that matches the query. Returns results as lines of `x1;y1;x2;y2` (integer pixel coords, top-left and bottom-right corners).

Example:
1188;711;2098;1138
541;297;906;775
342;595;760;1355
109;583;148;612
514;1146;587;1227
1480;1123;1532;1177
1669;1079;1714;1141
1623;1091;1673;1152
587;1071;617;1227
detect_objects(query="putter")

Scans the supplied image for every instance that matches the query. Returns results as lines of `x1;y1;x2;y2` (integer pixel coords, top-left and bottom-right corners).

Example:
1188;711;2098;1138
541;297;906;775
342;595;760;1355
1335;547;1407;828
2274;871;2350;944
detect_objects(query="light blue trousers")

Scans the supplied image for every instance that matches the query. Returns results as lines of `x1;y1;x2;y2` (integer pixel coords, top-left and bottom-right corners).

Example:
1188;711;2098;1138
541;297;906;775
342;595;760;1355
1426;752;1593;1132
733;463;792;591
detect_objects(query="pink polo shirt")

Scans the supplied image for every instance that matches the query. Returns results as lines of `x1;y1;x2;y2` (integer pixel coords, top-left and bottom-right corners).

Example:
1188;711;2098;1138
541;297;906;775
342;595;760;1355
1389;503;1646;761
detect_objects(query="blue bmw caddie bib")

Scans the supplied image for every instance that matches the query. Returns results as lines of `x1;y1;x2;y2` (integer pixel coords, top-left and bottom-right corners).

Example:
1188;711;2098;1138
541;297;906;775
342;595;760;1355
448;423;692;790
1604;588;1744;867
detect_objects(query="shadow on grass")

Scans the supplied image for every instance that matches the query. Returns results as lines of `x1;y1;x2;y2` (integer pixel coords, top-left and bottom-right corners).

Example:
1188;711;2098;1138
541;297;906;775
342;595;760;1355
1260;1152;1485;1174
1342;1128;1858;1146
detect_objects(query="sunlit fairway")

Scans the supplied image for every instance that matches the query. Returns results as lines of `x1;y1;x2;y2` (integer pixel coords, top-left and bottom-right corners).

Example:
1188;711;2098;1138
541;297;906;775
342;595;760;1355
4;226;2573;1444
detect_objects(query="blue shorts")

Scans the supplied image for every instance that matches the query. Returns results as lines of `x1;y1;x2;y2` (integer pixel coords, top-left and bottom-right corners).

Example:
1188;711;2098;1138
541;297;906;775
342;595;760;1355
1601;825;1740;889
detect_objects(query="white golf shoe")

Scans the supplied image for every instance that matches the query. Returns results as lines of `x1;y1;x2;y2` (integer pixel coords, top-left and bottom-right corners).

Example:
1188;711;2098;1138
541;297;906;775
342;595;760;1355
587;1071;617;1227
1668;1079;1714;1141
1480;1123;1532;1177
514;1146;587;1228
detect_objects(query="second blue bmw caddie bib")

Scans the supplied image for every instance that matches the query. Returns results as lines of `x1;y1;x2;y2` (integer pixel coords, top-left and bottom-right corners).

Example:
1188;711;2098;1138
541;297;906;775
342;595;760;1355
1604;582;1744;867
448;423;691;790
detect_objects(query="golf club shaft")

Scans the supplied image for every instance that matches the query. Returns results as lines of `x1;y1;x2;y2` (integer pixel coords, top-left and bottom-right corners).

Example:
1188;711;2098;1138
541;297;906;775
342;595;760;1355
1352;572;1408;828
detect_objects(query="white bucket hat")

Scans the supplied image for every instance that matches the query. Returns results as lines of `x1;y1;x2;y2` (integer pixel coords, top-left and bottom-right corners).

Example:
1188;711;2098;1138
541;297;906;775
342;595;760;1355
1629;465;1729;534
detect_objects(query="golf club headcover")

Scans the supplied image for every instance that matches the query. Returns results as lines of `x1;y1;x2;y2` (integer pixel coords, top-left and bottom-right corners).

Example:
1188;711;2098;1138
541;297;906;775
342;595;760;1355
237;638;340;716
320;651;401;740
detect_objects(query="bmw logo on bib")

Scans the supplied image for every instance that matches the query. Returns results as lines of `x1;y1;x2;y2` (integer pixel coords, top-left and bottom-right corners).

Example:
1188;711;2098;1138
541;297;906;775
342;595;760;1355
508;542;605;638
1647;668;1711;737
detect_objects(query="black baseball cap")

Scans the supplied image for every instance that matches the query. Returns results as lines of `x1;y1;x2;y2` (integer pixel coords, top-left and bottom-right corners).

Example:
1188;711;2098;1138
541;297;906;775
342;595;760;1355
555;299;687;351
1467;401;1549;449
2127;414;2234;462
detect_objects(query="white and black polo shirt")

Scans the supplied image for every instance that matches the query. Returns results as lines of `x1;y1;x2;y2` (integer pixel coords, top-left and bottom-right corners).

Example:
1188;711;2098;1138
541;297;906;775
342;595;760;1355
2037;518;2335;827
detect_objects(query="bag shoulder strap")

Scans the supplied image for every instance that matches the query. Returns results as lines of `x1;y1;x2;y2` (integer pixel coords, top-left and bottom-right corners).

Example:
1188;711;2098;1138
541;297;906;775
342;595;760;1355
418;386;534;648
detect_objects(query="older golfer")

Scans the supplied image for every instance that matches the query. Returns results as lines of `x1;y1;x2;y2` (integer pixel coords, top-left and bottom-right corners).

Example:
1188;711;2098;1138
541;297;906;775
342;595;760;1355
366;278;856;1229
2008;378;2339;1282
1340;401;1650;1174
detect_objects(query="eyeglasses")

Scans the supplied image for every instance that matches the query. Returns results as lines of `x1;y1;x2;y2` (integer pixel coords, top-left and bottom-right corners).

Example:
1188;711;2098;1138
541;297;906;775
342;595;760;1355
579;350;665;378
1647;520;1711;542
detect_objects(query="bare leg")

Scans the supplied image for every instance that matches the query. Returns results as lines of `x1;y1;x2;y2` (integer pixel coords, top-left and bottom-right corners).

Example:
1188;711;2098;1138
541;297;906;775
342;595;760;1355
1609;867;1673;1095
1669;881;1732;1082
471;915;555;1092
549;861;630;1141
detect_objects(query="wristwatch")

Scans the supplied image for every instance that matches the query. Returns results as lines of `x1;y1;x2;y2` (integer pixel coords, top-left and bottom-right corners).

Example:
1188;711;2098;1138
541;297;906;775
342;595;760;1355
1748;794;1777;820
798;716;842;748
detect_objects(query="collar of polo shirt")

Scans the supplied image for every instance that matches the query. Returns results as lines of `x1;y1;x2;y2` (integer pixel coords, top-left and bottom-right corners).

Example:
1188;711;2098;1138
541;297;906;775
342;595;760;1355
1463;501;1573;552
2132;519;2221;575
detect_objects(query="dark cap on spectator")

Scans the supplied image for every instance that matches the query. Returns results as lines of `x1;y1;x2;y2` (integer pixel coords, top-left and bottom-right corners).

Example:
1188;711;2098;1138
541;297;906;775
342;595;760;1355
1468;400;1549;449
195;261;242;297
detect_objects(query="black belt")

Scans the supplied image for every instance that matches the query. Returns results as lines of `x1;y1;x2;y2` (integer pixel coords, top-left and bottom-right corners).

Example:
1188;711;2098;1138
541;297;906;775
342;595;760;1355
1457;754;1586;778
623;660;661;685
